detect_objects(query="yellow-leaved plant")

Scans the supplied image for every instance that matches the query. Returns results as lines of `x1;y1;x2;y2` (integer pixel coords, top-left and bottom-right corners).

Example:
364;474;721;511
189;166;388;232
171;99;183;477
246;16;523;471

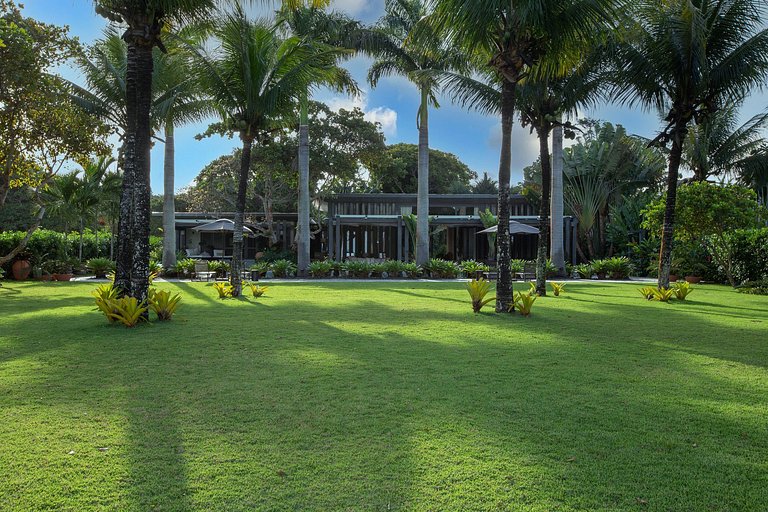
466;278;495;313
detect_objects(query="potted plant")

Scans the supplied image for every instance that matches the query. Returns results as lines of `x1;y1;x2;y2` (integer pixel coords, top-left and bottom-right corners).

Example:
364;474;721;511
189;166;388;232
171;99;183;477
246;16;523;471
11;252;32;280
86;257;115;279
52;259;74;281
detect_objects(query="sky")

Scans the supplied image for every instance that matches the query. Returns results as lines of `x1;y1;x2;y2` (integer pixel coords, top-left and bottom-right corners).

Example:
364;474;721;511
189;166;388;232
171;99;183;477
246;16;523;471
22;0;768;193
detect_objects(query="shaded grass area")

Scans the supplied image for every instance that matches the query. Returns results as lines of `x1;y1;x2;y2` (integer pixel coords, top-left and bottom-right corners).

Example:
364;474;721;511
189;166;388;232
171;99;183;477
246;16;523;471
1;280;767;511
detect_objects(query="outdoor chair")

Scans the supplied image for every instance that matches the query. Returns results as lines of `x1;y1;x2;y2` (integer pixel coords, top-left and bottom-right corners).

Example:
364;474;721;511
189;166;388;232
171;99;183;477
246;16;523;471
193;262;215;282
515;262;536;281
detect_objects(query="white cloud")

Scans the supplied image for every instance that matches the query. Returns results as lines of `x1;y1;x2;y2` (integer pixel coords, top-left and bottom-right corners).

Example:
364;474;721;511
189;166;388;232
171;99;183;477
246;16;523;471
326;91;398;138
329;0;373;16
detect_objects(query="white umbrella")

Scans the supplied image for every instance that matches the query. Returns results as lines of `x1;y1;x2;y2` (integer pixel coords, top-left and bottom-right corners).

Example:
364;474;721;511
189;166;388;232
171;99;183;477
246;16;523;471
192;219;254;235
477;221;540;235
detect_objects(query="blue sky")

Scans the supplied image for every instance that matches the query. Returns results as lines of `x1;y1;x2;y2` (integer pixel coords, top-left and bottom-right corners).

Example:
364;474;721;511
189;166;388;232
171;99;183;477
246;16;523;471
24;0;768;192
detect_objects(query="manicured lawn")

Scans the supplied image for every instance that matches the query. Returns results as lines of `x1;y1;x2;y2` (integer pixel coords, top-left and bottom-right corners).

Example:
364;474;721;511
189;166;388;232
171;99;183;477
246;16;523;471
1;280;767;511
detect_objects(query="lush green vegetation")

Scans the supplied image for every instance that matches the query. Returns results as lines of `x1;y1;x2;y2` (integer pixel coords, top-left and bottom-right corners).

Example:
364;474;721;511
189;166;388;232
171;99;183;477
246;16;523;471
1;281;767;510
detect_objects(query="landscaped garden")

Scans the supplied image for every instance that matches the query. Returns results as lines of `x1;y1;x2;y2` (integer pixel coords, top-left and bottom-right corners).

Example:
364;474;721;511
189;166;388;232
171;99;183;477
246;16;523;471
1;280;767;510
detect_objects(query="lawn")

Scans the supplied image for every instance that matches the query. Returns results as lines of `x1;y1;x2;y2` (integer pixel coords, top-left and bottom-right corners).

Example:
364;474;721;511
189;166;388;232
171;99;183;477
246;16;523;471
1;280;767;511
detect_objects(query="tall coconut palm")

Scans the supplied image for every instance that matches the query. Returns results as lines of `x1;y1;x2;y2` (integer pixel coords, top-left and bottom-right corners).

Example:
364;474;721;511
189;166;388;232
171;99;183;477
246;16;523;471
432;0;618;311
613;0;768;289
95;0;217;303
517;55;605;295
153;41;213;269
276;5;360;276
369;0;467;266
190;6;355;296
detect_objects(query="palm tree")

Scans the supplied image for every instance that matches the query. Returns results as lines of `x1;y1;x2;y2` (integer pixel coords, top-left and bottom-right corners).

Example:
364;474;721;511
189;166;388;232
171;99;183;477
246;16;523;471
153;39;212;270
94;0;217;302
612;0;768;289
517;56;605;295
432;0;617;311
276;5;360;276
684;105;768;182
191;6;354;296
369;0;467;267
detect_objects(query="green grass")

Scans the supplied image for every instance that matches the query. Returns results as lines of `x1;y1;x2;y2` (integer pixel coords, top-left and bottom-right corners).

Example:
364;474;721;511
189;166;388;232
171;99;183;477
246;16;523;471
1;281;767;511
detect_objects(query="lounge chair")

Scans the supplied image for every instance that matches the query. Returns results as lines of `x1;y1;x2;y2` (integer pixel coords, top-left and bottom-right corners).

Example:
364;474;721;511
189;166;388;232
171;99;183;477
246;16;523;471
193;261;215;282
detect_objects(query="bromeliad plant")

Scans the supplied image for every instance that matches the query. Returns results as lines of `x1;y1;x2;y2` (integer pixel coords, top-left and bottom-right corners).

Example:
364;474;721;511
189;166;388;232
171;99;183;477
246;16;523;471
653;287;675;302
460;260;490;276
149;289;182;321
308;260;333;278
425;258;459;279
466;278;495;313
639;286;656;300
246;283;269;298
270;259;297;278
512;291;537;316
550;282;566;296
213;282;234;299
671;281;693;300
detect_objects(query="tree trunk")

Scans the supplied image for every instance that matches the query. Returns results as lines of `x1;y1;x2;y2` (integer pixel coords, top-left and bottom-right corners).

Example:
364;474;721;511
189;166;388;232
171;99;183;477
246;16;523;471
79;217;84;261
657;121;687;289
415;86;430;266
231;136;253;297
496;80;516;312
116;38;153;306
162;123;177;269
297;94;310;277
550;123;565;275
535;125;552;296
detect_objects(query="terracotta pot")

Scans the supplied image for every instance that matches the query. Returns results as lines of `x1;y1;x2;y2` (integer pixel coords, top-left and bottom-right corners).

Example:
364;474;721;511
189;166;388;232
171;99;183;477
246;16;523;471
669;274;678;282
12;259;31;280
38;274;53;281
685;275;702;284
54;274;73;282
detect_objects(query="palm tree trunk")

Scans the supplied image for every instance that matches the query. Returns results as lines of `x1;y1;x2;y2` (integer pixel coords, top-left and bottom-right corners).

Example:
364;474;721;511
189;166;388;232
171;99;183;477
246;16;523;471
496;80;516;312
297;93;310;277
535;125;552;296
231;136;253;297
657;122;687;289
415;86;430;266
130;43;154;306
162;123;177;270
550;123;565;275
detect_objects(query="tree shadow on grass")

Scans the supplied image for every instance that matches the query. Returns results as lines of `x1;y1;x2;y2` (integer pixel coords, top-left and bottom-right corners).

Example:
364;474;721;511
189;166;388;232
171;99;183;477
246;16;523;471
3;283;768;509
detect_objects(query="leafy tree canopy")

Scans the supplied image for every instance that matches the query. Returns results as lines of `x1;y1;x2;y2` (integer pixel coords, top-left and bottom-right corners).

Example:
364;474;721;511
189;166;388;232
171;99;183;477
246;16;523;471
369;143;477;194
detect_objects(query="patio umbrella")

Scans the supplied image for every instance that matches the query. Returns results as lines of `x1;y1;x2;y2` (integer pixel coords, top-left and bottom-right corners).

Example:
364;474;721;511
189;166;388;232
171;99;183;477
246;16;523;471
192;219;254;235
477;221;540;235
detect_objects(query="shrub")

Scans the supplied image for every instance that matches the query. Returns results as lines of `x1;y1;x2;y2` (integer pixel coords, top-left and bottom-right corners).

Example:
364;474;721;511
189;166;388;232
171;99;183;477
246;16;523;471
308;260;333;278
401;262;421;278
460;260;490;275
343;260;371;278
543;259;558;278
382;259;406;277
550;282;566;296
672;281;693;300
207;260;230;277
717;228;768;284
149;289;181;320
590;259;610;278
424;258;459;278
174;258;198;277
573;263;593;279
212;282;234;299
149;260;163;275
510;259;526;273
466;278;495;313
270;259;297;278
250;261;270;275
735;279;768;295
369;262;387;276
604;256;633;280
246;283;269;297
86;257;114;278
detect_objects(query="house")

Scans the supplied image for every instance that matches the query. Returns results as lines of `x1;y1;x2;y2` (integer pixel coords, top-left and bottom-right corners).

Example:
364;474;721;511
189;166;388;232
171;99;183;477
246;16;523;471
154;193;578;264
